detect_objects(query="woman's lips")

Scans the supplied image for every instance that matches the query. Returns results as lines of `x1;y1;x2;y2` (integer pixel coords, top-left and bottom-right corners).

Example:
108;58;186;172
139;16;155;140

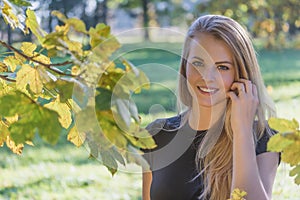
197;86;219;95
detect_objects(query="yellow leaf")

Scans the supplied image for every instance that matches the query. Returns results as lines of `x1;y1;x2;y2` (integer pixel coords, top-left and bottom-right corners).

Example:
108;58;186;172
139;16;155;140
32;53;51;65
36;65;52;84
65;18;87;33
21;42;37;56
25;9;46;43
97;110;128;149
71;65;80;76
55;24;69;35
25;141;34;146
66;40;83;55
0;121;10;146
51;10;67;22
6;135;24;155
4;114;19;124
1;1;23;31
67;126;86;147
0;62;8;72
16;64;43;94
89;23;111;48
0;78;14;96
44;96;72;129
14;52;27;63
3;55;21;72
228;188;247;200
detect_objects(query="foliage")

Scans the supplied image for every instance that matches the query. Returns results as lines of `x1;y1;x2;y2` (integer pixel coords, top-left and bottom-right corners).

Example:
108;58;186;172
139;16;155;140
228;188;247;200
194;0;300;49
268;117;300;185
0;0;156;175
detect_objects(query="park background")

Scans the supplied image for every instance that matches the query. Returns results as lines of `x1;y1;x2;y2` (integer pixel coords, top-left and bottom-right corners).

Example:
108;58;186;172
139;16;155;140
0;0;300;199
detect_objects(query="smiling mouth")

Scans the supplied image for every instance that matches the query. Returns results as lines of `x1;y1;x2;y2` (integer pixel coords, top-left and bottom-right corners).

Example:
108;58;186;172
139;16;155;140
197;86;219;94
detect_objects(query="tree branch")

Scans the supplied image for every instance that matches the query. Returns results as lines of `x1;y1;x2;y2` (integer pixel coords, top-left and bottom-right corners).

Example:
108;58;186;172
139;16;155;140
0;75;16;82
0;40;76;77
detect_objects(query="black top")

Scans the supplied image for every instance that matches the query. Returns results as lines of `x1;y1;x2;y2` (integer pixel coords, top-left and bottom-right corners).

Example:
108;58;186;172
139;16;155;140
142;114;277;200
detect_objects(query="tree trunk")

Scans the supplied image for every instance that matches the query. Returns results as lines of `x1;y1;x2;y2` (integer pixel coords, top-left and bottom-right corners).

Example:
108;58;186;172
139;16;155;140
94;0;108;25
142;0;149;41
48;13;53;33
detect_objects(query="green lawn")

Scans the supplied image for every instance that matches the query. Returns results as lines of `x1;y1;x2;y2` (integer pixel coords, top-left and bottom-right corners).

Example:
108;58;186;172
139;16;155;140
1;43;300;199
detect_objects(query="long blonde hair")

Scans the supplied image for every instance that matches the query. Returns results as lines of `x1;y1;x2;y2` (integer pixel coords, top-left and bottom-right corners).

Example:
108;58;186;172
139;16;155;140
178;15;276;199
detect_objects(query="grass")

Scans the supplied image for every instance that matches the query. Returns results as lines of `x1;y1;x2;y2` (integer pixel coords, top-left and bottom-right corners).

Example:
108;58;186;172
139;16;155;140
0;138;143;200
1;42;300;199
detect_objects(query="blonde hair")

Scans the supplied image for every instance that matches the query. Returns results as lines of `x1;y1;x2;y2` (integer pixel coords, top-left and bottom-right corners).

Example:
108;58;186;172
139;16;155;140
178;15;276;199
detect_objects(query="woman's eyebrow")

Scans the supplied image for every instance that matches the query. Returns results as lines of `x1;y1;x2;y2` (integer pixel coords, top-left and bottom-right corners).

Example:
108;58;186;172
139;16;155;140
192;56;204;61
215;61;233;65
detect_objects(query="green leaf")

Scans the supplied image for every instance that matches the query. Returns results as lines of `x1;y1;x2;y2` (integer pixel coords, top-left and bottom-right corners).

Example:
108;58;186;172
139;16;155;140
100;149;118;176
74;106;98;134
56;79;74;103
125;132;157;149
109;146;126;166
113;98;131;129
88;140;99;159
121;59;150;93
289;165;300;185
0;91;62;144
125;145;151;169
97;111;128;149
9;117;36;144
110;98;141;132
124;129;157;149
0;91;32;116
95;87;112;110
7;0;31;7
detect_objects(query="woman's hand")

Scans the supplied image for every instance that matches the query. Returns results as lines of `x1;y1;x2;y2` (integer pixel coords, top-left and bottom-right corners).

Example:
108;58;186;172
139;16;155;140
227;79;259;133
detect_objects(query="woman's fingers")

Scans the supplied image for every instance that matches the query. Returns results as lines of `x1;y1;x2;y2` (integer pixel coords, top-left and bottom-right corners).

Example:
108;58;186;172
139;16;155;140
231;82;246;95
238;79;253;95
230;79;255;96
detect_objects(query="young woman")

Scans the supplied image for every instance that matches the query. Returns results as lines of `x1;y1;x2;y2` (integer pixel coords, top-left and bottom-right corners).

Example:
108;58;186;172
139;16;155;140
142;15;280;200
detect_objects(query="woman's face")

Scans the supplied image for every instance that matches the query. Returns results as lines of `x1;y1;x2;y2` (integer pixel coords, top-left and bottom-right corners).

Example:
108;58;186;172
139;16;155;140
186;33;235;108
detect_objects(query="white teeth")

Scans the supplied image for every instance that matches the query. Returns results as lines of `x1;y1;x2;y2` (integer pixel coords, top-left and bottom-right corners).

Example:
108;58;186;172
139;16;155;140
199;87;217;93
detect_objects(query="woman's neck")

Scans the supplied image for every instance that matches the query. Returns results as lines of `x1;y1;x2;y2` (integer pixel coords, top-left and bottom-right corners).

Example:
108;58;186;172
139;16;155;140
188;101;226;131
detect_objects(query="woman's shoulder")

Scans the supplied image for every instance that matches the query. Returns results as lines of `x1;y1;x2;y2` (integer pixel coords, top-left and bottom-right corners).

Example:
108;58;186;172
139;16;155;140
145;114;182;135
255;121;278;155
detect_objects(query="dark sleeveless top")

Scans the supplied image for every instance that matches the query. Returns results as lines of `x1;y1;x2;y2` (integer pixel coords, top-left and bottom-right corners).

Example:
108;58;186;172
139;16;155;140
142;115;277;200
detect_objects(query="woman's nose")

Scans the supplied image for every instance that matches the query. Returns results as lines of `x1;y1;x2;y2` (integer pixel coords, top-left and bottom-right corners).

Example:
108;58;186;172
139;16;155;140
201;67;216;81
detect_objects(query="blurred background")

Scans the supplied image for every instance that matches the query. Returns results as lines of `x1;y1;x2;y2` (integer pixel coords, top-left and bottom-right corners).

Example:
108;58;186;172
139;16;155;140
1;0;300;48
1;0;300;199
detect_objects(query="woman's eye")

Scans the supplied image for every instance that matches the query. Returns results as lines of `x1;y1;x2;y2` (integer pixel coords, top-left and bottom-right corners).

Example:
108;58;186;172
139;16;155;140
192;61;204;67
217;65;229;70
